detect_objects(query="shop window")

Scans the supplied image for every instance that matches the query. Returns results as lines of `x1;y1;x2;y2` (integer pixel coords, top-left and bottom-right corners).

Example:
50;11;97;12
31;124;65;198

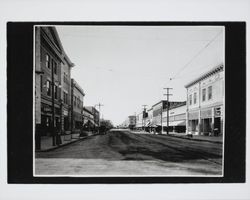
208;86;212;100
202;88;206;101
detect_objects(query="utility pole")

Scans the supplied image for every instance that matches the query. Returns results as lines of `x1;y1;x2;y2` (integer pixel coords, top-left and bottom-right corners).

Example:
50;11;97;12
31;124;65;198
134;112;137;130
163;88;173;135
142;105;147;131
95;103;104;133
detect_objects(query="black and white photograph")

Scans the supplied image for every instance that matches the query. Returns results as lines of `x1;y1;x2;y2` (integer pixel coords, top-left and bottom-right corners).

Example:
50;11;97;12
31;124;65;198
34;25;225;177
2;1;249;200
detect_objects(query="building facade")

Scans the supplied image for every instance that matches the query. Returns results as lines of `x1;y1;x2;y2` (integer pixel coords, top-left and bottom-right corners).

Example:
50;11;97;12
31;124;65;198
162;102;186;133
152;100;184;133
84;106;100;128
71;79;85;133
185;64;224;136
121;115;136;129
82;106;95;131
136;112;143;130
35;27;73;137
61;54;74;134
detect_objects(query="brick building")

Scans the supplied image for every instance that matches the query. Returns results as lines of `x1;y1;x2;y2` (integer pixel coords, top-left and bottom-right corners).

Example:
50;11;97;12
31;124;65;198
35;26;74;139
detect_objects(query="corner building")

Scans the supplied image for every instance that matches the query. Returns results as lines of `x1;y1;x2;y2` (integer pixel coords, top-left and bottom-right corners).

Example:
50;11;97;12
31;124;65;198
35;26;74;137
185;64;224;136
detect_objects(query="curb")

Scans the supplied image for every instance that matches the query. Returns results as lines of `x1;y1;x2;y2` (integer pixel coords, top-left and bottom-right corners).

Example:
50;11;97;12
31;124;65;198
36;134;99;152
167;134;223;144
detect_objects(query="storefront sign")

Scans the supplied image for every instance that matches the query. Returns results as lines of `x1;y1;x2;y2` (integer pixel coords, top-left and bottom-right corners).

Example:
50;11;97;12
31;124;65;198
201;109;212;118
188;112;199;120
42;105;52;113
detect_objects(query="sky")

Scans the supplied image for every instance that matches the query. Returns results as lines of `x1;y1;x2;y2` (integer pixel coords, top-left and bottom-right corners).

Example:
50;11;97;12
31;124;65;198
56;25;224;126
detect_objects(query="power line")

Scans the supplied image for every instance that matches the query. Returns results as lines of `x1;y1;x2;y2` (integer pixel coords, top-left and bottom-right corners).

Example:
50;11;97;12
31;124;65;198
168;30;223;83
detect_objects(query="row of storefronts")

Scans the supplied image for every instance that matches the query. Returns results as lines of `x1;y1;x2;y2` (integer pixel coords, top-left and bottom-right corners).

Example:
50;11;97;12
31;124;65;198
35;26;99;149
123;64;224;136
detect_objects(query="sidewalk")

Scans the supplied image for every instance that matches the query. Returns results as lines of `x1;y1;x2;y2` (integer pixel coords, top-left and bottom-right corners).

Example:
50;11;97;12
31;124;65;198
37;131;97;152
130;130;223;144
168;132;223;144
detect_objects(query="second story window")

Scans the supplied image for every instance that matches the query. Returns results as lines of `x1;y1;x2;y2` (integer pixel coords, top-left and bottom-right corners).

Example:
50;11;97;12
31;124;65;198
202;88;206;102
208;86;212;100
45;54;50;69
194;92;197;104
63;72;68;83
189;94;192;105
74;96;76;106
53;60;57;75
63;91;68;104
46;80;51;96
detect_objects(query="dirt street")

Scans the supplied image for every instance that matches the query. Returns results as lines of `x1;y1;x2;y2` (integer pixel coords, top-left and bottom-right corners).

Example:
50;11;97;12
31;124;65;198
35;129;223;176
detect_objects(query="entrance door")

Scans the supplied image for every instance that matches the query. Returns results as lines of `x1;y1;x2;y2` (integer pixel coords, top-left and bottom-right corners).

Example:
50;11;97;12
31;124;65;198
214;117;221;136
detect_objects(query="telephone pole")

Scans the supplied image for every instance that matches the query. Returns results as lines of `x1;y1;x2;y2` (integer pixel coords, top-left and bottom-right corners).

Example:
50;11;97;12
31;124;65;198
163;88;173;135
142;105;147;131
95;103;104;132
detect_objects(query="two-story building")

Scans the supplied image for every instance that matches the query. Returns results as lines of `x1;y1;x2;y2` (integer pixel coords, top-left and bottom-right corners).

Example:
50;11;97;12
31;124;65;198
152;100;184;133
71;79;85;133
82;106;95;131
84;106;100;128
185;64;224;136
128;115;136;129
162;102;186;133
136;112;144;130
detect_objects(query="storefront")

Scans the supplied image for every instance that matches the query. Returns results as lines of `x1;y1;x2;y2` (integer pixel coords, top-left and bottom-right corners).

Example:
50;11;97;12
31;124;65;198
41;103;61;136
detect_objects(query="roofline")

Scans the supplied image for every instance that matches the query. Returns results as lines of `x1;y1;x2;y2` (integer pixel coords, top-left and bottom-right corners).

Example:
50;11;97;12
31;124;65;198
152;100;167;107
169;101;186;110
185;64;224;88
71;78;85;96
52;27;75;68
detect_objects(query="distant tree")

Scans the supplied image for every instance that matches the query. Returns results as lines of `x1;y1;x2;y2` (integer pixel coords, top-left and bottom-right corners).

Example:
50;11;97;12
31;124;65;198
99;119;114;134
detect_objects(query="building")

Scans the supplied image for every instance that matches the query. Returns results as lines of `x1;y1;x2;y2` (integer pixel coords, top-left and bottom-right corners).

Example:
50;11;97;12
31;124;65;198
61;54;74;134
121;115;136;129
128;115;136;129
144;107;154;132
71;79;85;133
84;106;100;128
35;26;74;148
185;64;224;136
82;106;95;131
152;100;184;133
162;102;186;133
136;112;143;130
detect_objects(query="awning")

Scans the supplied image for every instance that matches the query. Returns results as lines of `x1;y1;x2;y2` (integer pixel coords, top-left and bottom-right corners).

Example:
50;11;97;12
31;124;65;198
169;120;186;126
84;120;95;127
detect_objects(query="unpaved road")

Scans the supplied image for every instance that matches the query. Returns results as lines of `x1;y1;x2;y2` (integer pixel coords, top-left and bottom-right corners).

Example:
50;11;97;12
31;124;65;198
35;129;223;176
